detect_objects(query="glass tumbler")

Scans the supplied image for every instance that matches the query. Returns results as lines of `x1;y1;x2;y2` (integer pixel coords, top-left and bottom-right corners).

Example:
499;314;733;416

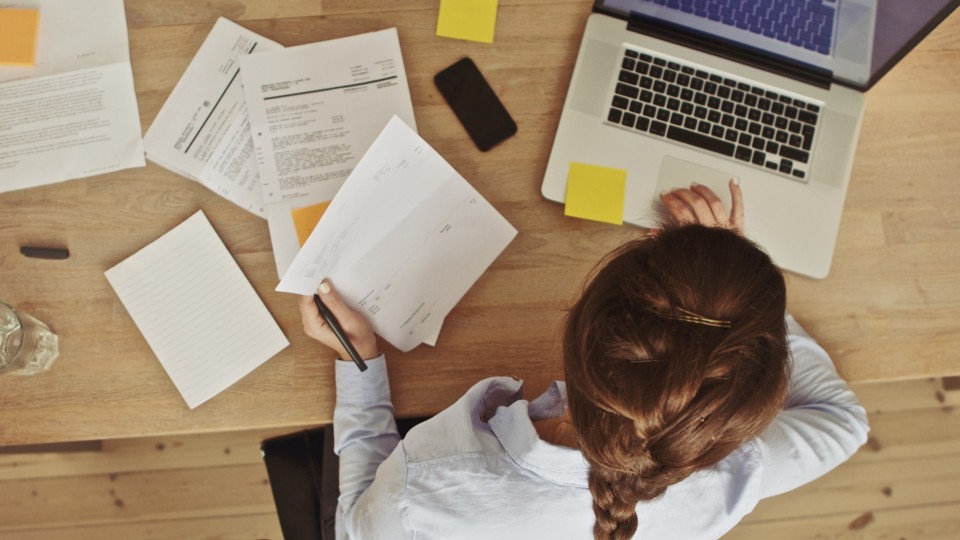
0;301;59;375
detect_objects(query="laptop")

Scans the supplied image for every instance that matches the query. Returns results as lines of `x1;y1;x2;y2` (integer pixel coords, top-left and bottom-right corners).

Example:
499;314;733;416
542;0;959;278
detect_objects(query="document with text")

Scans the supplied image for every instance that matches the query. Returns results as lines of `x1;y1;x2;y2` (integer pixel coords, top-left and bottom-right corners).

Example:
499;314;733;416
277;116;516;352
240;27;416;205
0;0;144;192
240;28;417;277
143;18;282;218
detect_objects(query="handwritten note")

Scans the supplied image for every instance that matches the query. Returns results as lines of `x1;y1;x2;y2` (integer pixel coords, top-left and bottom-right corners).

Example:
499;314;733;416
436;0;499;44
105;211;289;409
564;162;627;225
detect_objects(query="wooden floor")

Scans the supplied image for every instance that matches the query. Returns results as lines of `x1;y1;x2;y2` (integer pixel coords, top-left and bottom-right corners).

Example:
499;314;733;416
1;378;958;539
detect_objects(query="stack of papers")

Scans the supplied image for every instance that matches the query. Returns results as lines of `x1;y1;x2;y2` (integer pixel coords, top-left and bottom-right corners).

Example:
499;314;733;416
144;23;419;283
133;21;512;354
239;27;418;277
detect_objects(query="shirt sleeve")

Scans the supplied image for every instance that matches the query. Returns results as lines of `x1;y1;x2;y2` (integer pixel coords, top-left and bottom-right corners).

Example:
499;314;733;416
333;355;401;517
754;315;870;498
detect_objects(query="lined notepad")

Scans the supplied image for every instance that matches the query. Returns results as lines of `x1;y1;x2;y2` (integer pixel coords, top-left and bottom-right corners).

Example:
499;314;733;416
105;211;289;409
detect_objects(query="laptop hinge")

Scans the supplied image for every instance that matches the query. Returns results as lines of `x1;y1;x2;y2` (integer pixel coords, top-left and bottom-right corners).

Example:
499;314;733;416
627;12;832;90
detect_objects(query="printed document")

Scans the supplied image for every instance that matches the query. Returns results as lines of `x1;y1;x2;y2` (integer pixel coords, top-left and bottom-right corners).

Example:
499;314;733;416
240;27;416;204
144;18;283;218
105;210;289;409
0;0;144;192
239;28;417;277
277;116;516;352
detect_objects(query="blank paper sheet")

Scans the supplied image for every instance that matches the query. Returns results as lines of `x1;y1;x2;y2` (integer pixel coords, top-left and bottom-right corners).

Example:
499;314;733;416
105;210;289;409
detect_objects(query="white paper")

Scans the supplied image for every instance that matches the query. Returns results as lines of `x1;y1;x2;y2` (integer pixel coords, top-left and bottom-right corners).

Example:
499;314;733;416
242;27;417;290
0;0;130;84
144;18;284;218
0;0;144;192
105;210;289;409
277;117;516;352
240;27;417;205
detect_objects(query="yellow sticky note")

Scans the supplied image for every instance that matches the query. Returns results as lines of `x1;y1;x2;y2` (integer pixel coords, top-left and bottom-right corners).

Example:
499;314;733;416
436;0;498;44
291;201;332;246
0;8;40;67
564;162;627;225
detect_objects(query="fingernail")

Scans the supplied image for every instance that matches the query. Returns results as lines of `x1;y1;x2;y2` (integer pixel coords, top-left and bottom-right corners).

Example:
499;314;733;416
659;190;668;197
732;177;740;186
691;182;699;187
319;281;331;295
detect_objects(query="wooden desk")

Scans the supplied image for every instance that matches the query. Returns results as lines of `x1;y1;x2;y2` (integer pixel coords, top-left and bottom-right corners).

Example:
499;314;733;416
1;1;958;446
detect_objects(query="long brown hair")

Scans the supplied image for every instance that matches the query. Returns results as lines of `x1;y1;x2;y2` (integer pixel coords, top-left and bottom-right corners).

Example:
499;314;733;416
562;225;790;540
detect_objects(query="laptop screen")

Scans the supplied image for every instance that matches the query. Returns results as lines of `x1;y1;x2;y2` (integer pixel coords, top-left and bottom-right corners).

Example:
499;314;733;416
597;0;958;90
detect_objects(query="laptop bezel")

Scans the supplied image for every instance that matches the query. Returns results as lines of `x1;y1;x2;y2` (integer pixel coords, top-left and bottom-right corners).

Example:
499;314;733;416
591;0;960;92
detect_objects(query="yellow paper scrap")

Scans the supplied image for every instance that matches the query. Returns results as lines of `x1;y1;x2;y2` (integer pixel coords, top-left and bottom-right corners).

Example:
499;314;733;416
291;201;332;247
436;0;498;44
0;8;40;67
564;162;627;225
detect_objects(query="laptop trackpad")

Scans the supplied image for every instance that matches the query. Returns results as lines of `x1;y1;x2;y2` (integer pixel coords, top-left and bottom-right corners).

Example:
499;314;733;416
655;156;738;211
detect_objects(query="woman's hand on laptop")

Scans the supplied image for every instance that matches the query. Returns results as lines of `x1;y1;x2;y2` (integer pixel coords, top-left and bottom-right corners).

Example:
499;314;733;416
299;280;380;361
659;178;744;232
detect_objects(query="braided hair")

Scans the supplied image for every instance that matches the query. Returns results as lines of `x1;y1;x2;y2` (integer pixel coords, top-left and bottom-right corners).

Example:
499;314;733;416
562;225;790;540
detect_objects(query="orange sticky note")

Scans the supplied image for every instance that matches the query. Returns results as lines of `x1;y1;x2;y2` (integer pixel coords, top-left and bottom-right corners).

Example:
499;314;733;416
564;162;627;225
0;8;40;67
291;201;331;246
436;0;498;44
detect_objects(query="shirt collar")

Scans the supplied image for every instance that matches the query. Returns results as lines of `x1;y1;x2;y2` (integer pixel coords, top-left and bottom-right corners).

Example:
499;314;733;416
487;381;590;488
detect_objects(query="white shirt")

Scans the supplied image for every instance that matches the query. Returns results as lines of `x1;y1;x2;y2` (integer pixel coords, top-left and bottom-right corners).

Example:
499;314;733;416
333;316;869;539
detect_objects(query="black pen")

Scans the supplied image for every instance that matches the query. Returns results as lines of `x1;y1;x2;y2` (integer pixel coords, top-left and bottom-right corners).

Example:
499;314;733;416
313;293;368;372
20;246;70;260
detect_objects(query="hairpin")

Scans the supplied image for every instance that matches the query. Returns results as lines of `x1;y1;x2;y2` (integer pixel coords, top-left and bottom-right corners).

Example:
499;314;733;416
660;307;732;328
627;356;665;364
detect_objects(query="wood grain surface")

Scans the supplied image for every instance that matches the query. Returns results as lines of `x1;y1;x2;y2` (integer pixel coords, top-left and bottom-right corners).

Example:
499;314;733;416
0;0;957;445
2;378;958;538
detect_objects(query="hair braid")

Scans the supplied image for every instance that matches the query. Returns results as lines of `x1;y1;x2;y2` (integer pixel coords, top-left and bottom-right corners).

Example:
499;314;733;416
589;468;641;540
563;225;790;540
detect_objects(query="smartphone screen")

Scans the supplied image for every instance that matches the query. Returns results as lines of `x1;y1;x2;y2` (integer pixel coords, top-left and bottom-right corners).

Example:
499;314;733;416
434;58;517;152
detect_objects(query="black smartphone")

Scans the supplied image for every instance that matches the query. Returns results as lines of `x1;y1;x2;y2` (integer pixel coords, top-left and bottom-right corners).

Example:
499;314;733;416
434;58;517;152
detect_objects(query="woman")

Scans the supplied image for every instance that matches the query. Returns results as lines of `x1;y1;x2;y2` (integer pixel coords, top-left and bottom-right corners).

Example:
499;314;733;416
299;182;869;540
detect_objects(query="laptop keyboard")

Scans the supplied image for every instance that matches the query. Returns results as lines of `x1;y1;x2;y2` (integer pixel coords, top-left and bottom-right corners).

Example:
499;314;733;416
640;0;837;55
606;48;822;182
